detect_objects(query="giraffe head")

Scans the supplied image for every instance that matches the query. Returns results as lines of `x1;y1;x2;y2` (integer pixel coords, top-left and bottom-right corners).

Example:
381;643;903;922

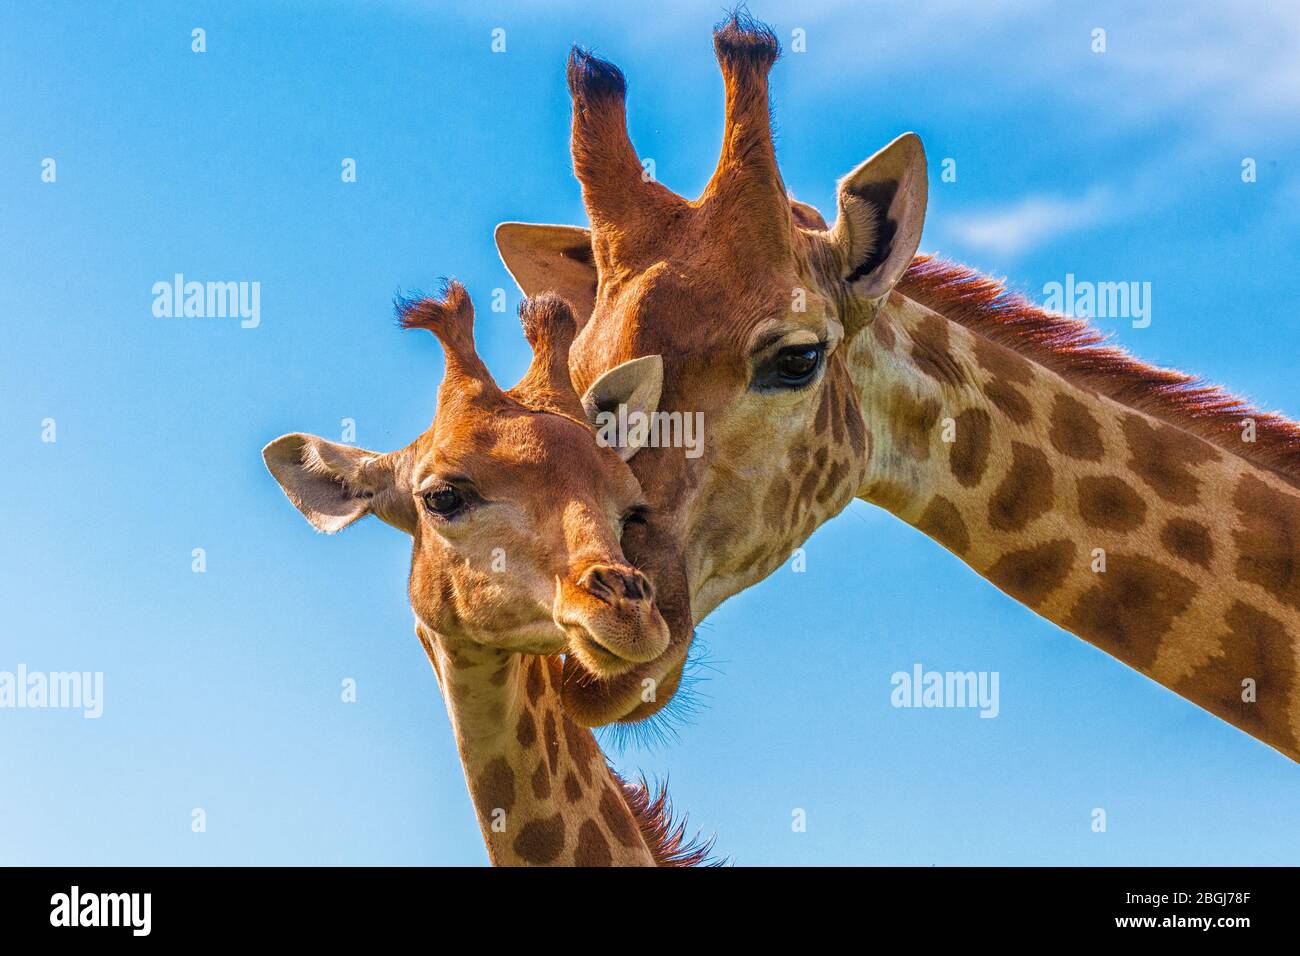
263;282;691;726
496;12;929;619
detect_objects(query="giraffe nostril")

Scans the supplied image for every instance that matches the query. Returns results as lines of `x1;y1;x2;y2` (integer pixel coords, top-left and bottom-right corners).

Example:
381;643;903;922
578;565;654;605
589;567;614;600
577;566;612;602
621;570;653;602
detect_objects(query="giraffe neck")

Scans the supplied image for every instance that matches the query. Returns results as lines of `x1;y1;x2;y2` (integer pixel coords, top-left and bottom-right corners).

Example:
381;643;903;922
415;625;658;865
845;292;1300;762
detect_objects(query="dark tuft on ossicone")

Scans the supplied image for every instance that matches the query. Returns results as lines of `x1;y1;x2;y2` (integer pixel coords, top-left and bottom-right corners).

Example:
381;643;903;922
712;6;780;71
394;279;475;349
567;46;627;101
518;293;577;350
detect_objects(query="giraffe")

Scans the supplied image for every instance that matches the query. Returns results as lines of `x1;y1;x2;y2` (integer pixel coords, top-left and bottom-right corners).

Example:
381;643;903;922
263;281;710;865
494;12;1300;762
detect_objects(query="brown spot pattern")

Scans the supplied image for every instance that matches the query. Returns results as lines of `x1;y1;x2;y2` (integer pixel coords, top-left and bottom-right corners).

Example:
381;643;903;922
916;495;971;555
574;819;613;867
599;786;641;849
828;386;846;444
973;334;1034;384
1048;393;1104;462
863;479;915;514
986;539;1076;606
844;391;868;456
872;313;896;351
763;475;791;531
1176;602;1296;754
910;314;965;385
1065;554;1198;671
949;407;992;488
816;458;850;506
471;757;515;818
563;717;598;786
513;814;565;865
988;442;1054;532
530;761;550;799
796;465;820;514
983;380;1033;425
889;387;941;462
736;543;768;576
1076;475;1147;532
542;711;560;775
1233;473;1300;610
1123;415;1218;505
564;773;583;804
515;710;536;748
525;659;545;705
1161;518;1213;568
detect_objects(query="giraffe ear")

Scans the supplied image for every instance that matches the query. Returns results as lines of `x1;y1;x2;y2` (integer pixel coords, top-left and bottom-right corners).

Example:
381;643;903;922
581;355;664;462
263;434;410;534
830;132;928;300
495;223;598;326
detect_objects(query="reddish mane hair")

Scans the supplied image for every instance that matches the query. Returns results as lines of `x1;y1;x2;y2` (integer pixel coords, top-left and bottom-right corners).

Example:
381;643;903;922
614;771;720;867
898;255;1300;487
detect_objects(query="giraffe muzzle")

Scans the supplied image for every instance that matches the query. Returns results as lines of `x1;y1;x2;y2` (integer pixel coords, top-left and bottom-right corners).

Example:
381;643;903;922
557;523;696;728
553;564;671;677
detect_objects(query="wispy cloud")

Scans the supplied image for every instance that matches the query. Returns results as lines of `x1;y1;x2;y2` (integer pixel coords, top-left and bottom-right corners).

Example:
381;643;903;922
795;0;1300;138
1099;4;1300;135
775;0;1300;260
942;189;1112;259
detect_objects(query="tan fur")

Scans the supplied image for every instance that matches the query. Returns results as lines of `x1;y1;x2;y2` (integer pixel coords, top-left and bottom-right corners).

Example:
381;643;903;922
266;284;708;864
498;13;1300;763
898;257;1300;484
855;288;1300;760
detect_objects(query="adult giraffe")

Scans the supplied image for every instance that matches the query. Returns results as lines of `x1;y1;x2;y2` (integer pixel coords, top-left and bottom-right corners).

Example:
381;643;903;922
496;13;1300;761
264;283;708;864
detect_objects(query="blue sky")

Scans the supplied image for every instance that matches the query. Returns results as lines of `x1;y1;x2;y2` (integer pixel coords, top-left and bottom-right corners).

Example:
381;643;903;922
3;0;1298;865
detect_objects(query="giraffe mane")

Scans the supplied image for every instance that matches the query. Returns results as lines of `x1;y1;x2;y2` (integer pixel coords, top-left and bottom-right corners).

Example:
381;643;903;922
612;770;722;867
897;255;1300;488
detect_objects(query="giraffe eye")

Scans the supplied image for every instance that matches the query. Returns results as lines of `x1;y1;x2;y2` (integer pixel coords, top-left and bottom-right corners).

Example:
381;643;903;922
422;482;471;519
753;342;827;391
620;504;650;532
777;348;820;380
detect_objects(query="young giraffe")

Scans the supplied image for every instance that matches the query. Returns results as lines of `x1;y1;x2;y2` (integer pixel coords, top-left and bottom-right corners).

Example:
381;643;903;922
496;13;1300;761
264;282;708;865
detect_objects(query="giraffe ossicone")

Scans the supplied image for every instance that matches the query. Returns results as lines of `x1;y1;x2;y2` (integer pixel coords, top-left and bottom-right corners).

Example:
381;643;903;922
264;282;709;865
497;10;1300;764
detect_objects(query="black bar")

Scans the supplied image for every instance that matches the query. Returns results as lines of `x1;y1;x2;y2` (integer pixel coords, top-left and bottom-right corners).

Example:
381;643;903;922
0;866;1287;940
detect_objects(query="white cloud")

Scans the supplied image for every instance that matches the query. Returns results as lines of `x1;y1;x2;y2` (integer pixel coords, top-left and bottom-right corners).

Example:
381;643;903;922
1105;4;1300;133
941;188;1112;259
798;0;1300;139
